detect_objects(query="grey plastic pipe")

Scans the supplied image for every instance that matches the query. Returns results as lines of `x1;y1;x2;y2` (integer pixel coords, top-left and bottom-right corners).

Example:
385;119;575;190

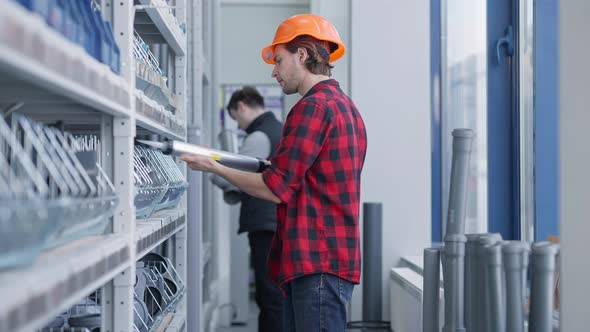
475;233;502;332
464;234;483;332
444;129;474;236
485;243;504;332
529;242;559;332
442;234;467;332
423;248;441;332
441;129;473;332
502;241;529;332
522;248;529;310
362;202;383;322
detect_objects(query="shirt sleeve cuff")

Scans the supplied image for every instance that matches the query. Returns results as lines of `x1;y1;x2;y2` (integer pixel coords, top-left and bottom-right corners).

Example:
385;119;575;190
262;166;294;203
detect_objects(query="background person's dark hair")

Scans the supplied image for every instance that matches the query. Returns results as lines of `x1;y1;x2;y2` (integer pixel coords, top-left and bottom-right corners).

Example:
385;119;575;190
226;86;265;114
285;35;335;76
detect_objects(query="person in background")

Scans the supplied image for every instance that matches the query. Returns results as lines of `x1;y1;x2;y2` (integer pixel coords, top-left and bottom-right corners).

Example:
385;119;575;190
182;14;367;331
212;86;284;332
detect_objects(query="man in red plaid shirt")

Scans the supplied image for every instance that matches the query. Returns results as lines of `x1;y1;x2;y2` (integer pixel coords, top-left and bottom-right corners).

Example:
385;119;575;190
182;14;367;331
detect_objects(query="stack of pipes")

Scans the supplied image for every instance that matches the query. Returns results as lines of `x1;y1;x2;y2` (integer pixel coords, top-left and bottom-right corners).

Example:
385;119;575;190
423;129;559;332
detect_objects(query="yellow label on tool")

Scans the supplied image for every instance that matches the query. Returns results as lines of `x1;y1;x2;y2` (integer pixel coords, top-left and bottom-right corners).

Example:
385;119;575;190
210;153;221;161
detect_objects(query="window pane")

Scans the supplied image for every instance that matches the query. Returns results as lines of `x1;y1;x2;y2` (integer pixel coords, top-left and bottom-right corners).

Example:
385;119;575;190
441;0;488;235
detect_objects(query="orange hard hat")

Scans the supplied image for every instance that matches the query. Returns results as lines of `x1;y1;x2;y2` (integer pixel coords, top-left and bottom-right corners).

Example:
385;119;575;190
261;14;346;65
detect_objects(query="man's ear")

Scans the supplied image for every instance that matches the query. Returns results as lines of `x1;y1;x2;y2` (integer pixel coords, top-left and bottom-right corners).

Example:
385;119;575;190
236;101;245;112
297;47;308;64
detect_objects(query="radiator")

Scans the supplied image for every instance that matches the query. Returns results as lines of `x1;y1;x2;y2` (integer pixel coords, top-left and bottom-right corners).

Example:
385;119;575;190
390;267;444;332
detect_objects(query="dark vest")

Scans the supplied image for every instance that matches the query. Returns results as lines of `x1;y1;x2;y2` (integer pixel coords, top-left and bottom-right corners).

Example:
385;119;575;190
238;112;282;234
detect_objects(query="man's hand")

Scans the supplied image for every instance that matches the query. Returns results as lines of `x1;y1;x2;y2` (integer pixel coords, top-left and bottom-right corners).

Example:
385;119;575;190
180;154;219;173
181;153;281;204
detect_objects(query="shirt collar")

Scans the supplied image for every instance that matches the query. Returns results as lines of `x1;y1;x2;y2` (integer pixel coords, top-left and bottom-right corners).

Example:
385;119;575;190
303;79;339;99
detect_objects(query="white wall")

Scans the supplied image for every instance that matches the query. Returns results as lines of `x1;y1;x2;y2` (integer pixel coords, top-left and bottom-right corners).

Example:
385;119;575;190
559;0;590;330
350;0;432;320
219;0;309;113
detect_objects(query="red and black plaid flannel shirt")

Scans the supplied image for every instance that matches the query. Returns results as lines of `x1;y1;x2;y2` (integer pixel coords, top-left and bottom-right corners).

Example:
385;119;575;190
262;79;367;288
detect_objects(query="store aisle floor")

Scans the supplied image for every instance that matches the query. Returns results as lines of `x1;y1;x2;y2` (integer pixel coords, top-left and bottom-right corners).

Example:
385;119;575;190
215;300;258;332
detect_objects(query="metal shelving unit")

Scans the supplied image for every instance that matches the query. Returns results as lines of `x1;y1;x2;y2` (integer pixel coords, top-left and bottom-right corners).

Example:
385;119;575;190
184;0;213;330
0;1;131;118
0;235;130;332
0;0;195;331
136;209;187;259
146;296;187;332
136;109;187;141
136;0;187;56
134;0;188;143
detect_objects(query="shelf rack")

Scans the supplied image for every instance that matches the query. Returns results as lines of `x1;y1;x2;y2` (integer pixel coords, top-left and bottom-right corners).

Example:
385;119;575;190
0;0;195;331
136;209;187;259
133;0;188;143
0;235;130;332
136;98;187;141
135;0;187;56
0;1;131;118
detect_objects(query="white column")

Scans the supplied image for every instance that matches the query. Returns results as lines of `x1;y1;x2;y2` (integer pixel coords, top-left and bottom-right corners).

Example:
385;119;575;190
559;0;590;330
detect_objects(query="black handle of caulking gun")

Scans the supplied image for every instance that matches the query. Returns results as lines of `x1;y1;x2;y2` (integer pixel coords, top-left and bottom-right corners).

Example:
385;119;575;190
256;158;271;173
160;139;175;154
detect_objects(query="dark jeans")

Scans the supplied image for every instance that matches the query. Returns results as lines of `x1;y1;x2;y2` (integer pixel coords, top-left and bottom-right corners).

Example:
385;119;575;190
283;273;354;332
249;231;283;332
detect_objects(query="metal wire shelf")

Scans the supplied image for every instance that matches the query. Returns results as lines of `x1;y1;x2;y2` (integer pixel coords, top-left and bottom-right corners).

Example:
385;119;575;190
0;113;118;270
37;252;185;332
134;145;187;219
134;254;185;332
